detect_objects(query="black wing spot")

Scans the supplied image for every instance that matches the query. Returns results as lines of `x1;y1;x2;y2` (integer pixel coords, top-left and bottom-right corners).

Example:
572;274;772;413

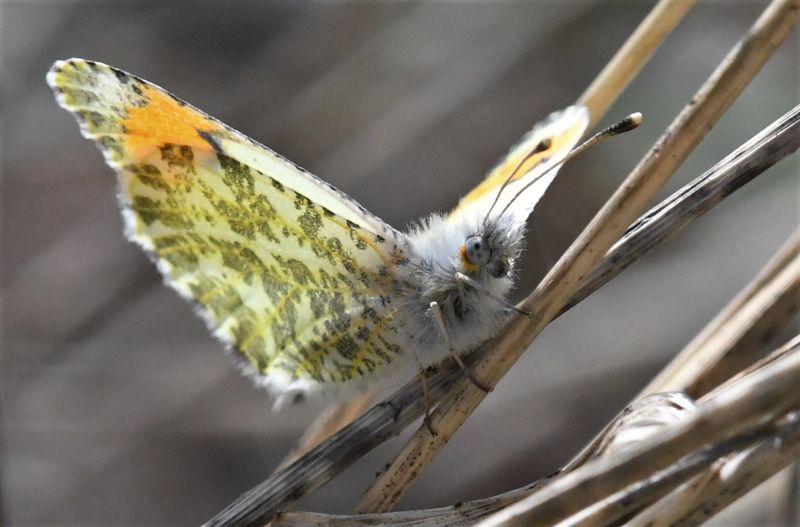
167;91;187;106
198;130;223;154
112;68;129;83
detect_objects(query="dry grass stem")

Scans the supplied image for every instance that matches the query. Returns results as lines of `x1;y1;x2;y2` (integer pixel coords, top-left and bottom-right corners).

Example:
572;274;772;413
268;395;697;527
627;416;800;527
272;425;776;527
569;338;800;526
543;102;800;480
205;360;462;527
566;224;800;474
782;462;800;526
626;336;800;527
574;393;696;466
268;338;800;527
567;224;800;474
476;334;800;527
564;102;800;314
356;0;799;514
563;418;791;527
703;335;800;412
274;391;377;471
642;228;800;398
272;482;542;527
577;0;695;128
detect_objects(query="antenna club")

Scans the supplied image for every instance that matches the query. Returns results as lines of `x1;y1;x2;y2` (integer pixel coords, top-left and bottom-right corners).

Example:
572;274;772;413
603;112;643;136
626;112;643;128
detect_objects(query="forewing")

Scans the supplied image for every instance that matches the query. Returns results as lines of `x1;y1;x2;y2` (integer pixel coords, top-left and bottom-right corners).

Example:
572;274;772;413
48;58;407;398
449;106;589;224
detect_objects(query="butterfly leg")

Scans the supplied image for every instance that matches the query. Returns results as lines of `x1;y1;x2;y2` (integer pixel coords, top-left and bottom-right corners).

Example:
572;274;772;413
456;274;468;308
429;301;491;394
454;272;531;316
409;349;437;436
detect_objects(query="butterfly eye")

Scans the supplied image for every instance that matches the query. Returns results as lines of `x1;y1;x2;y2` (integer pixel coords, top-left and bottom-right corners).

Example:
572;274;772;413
464;235;491;266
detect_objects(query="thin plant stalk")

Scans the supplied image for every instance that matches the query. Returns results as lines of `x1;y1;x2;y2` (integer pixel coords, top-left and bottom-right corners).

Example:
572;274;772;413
475;335;800;527
568;226;800;471
563;336;800;527
274;391;377;471
626;336;800;527
562;102;800;315
577;0;695;128
270;419;795;527
641;229;800;398
558;420;791;527
270;340;800;526
627;417;800;527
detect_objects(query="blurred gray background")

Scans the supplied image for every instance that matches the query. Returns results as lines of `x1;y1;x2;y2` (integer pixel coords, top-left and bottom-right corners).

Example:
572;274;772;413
2;1;798;525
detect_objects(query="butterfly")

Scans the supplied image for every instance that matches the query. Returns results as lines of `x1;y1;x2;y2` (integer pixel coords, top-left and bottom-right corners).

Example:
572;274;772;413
48;58;589;407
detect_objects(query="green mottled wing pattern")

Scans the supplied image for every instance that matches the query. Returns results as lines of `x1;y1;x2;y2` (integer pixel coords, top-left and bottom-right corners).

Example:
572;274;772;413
48;58;408;397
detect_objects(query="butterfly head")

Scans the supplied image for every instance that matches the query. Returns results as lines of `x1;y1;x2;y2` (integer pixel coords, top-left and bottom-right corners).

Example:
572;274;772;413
458;226;515;279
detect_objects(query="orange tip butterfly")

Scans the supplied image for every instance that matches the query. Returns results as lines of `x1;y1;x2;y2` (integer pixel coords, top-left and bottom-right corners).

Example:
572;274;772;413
48;58;638;407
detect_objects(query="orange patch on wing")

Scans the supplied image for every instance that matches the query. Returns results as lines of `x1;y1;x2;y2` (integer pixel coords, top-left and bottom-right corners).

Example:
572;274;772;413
458;119;585;207
122;85;220;158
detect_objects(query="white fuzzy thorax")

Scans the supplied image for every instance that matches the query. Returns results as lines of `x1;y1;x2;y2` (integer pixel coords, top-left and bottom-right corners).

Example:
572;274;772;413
394;210;524;367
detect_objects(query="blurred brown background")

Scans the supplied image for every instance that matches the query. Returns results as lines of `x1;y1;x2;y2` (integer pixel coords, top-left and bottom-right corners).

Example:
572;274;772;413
2;1;798;525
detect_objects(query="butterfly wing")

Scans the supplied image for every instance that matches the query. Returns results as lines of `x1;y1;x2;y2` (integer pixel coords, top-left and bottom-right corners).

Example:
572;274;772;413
48;58;408;401
449;106;589;224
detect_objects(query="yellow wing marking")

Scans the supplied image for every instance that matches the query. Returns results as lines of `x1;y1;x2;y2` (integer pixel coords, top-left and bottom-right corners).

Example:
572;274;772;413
457;115;586;209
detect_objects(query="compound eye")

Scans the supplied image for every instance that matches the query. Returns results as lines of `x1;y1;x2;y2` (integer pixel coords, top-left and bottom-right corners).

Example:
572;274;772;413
465;235;491;266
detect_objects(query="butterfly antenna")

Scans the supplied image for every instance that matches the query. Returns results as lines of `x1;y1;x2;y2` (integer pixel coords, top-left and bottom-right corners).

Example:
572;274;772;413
481;138;552;227
496;112;642;220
